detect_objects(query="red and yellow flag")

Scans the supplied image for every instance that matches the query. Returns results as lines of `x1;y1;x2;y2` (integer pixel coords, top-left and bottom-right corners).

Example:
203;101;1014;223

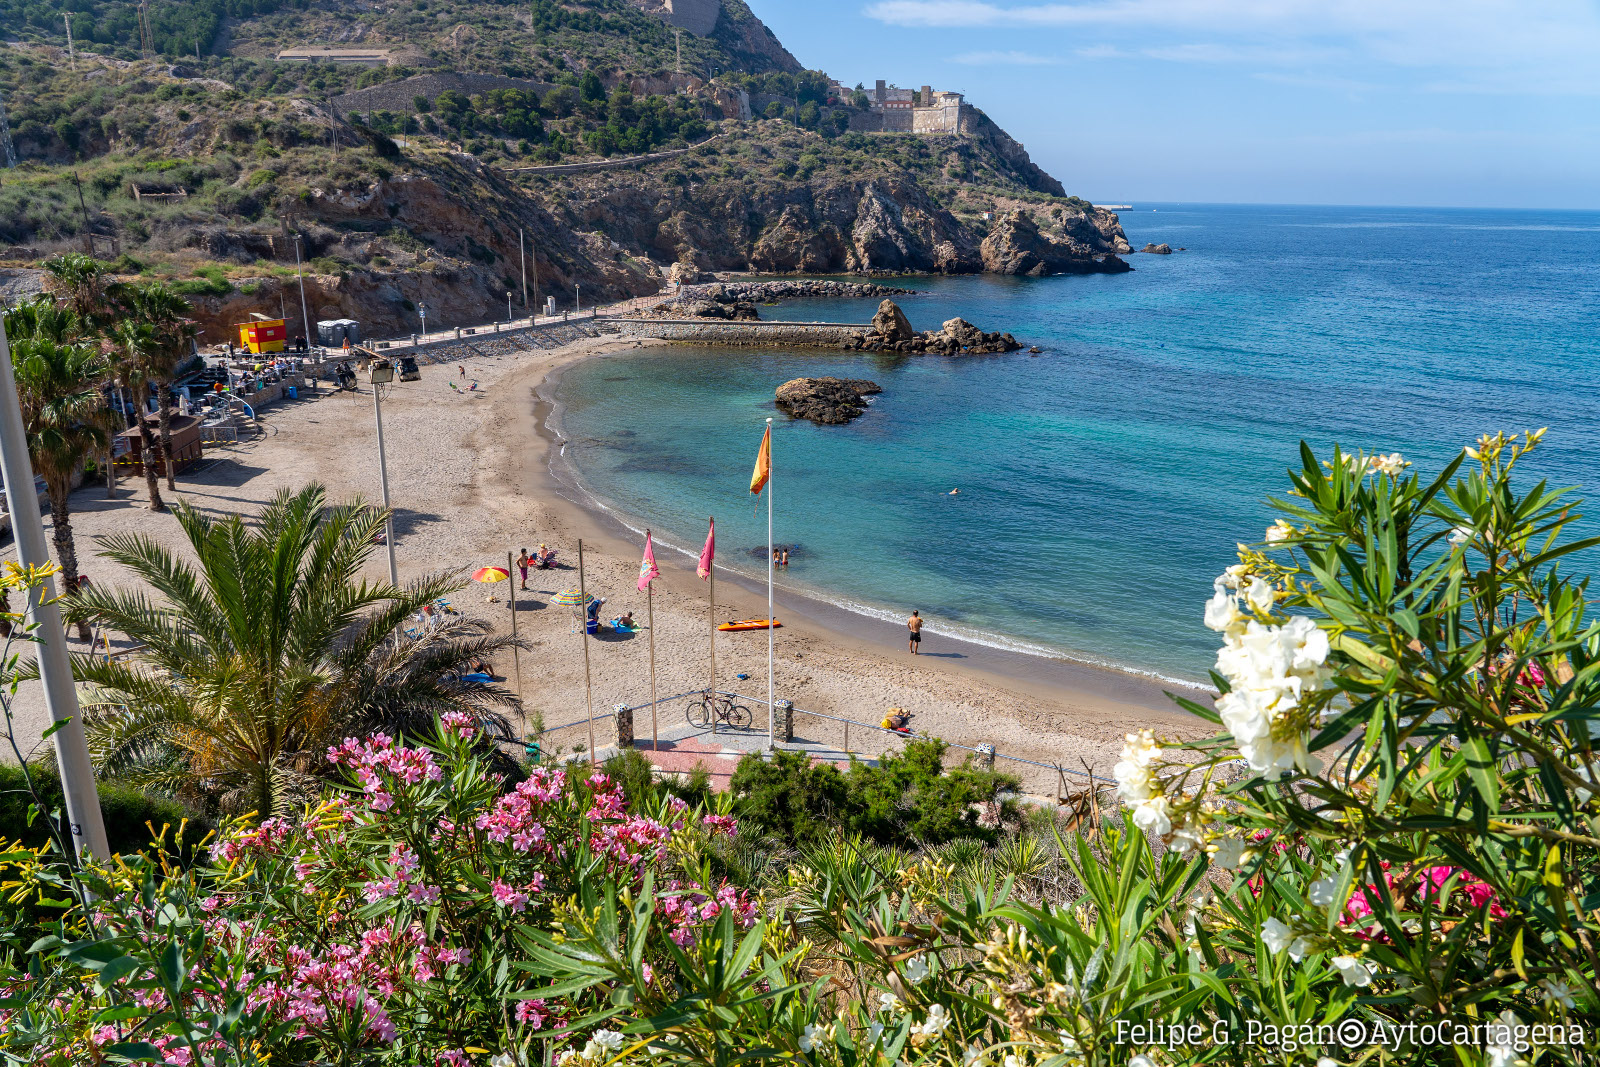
750;424;771;496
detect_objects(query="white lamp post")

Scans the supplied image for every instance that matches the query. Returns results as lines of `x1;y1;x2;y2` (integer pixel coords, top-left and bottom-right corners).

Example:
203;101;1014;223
368;358;400;593
418;302;429;340
575;284;581;314
506;290;513;324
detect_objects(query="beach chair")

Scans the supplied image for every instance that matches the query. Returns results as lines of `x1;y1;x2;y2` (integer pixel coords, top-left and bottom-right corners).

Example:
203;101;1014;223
461;671;492;684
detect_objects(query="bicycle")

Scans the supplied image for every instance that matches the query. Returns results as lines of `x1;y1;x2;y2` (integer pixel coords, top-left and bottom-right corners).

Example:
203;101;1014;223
685;691;752;730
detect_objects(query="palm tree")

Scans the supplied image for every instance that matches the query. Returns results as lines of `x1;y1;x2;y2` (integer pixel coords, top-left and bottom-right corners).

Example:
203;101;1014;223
118;283;194;493
65;484;521;818
7;334;112;641
111;320;166;511
42;253;112;330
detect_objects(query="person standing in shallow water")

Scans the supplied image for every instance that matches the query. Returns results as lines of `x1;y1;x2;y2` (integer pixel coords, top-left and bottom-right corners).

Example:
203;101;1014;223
907;610;923;654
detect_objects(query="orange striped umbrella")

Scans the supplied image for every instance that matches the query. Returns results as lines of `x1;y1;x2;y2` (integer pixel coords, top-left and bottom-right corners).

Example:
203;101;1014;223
472;566;510;583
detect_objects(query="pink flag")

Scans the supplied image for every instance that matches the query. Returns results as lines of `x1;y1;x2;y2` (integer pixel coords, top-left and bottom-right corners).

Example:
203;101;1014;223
637;530;660;592
697;518;715;580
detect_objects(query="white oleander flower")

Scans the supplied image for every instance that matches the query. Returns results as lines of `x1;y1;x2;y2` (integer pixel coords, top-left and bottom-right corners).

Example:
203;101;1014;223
1004;1057;1024;1067
963;1044;985;1067
1167;813;1205;854
1369;452;1408;476
1210;837;1247;868
1222;563;1249;588
879;992;903;1015
800;1023;822;1052
1058;1030;1079;1053
593;1030;625;1052
1129;793;1172;836
868;1021;884;1046
1288;936;1313;962
1204;583;1245;633
1265;519;1295;543
1245;577;1277;615
915;1003;951;1037
1330;955;1373;987
1260;917;1292;954
1540;978;1576;1009
556;1053;579;1067
1317;1058;1340;1067
902;954;931;984
1129;1056;1158;1067
1308;877;1338;907
491;1055;515;1067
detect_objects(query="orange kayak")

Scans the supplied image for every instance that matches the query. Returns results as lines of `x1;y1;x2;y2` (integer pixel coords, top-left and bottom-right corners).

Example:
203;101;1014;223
718;618;782;632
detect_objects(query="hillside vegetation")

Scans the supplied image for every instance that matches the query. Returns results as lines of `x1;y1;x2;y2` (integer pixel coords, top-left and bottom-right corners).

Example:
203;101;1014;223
0;0;1128;334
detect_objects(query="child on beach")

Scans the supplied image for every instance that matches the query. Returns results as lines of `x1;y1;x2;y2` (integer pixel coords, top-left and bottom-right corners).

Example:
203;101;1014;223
517;549;531;589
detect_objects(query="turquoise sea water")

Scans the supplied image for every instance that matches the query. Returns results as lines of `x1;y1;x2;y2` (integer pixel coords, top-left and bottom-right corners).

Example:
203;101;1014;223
553;204;1600;684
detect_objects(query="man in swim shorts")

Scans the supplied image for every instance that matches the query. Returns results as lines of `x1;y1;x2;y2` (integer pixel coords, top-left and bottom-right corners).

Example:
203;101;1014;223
907;610;922;654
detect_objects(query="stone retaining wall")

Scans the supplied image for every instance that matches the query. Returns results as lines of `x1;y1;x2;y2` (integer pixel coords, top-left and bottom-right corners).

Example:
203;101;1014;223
611;318;868;347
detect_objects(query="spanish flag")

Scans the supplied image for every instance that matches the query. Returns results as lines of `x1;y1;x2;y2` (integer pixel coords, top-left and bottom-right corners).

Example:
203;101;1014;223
750;424;771;496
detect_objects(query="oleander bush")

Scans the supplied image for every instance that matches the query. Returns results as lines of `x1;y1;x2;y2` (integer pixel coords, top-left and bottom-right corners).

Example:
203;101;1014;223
5;434;1600;1066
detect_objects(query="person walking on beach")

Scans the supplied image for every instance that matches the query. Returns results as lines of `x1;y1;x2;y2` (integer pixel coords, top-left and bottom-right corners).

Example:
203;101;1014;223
516;548;531;590
458;365;466;380
907;610;923;654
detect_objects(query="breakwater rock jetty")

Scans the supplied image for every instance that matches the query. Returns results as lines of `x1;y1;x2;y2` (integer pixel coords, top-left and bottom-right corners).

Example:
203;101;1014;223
775;377;883;424
612;299;1023;353
847;299;1022;354
710;279;918;301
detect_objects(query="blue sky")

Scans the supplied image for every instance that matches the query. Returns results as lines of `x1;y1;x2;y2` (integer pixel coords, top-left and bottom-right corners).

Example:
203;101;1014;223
747;0;1600;208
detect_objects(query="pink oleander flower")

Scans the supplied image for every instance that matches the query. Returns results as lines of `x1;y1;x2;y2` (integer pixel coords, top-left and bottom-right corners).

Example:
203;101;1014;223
440;709;479;737
702;813;738;837
515;997;549;1028
491;879;529;913
408;882;441;905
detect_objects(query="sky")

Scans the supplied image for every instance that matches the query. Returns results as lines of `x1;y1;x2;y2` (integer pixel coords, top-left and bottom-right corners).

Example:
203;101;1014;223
746;0;1600;208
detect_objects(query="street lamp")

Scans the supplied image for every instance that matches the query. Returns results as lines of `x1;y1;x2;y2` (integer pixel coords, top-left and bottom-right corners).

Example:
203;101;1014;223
287;227;313;352
575;283;581;314
418;301;429;339
368;357;402;597
506;290;513;324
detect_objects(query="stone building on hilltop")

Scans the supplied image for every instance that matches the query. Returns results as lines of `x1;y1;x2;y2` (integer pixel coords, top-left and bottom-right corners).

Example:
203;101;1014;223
851;80;974;135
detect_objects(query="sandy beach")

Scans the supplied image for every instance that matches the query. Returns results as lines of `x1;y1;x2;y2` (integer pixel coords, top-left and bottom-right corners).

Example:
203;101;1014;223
6;327;1213;792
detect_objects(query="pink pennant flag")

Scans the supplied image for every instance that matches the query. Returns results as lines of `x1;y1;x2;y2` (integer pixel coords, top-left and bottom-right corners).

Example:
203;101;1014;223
637;530;661;592
697;518;715;580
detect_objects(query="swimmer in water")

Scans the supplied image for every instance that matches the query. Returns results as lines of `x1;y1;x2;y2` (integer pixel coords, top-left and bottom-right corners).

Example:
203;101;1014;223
949;488;959;495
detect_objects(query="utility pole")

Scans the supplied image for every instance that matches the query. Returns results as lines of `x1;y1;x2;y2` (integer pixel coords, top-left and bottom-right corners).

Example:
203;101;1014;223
518;228;528;312
285;225;313;349
137;1;153;59
0;317;111;863
63;14;76;70
0;89;17;169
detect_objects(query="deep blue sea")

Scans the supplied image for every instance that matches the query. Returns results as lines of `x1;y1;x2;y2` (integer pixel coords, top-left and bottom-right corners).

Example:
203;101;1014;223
553;204;1600;683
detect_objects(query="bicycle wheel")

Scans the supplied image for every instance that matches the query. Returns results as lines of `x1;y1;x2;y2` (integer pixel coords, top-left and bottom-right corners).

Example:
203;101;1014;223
685;701;710;728
727;704;753;728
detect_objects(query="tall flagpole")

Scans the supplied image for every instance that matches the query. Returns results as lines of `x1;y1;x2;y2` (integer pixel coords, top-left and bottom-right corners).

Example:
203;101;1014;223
507;550;522;699
579;538;595;765
766;417;775;751
708;562;716;735
646;530;658;751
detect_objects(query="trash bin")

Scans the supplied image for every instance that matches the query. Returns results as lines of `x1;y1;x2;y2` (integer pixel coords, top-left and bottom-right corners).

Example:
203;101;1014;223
287;386;298;399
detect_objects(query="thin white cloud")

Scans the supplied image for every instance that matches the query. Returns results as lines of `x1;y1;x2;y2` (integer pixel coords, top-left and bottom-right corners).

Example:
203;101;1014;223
862;0;1600;93
952;49;1062;65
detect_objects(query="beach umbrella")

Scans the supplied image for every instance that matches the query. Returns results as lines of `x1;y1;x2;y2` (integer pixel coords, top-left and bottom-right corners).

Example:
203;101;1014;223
472;566;510;583
551;588;593;607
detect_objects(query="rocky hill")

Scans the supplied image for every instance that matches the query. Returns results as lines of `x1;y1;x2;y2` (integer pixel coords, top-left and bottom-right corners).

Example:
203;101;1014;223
0;0;1132;334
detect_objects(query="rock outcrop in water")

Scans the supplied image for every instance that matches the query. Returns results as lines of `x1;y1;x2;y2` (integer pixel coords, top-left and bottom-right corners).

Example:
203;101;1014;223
844;300;1022;354
775;377;882;424
1141;242;1173;254
980;209;1132;276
